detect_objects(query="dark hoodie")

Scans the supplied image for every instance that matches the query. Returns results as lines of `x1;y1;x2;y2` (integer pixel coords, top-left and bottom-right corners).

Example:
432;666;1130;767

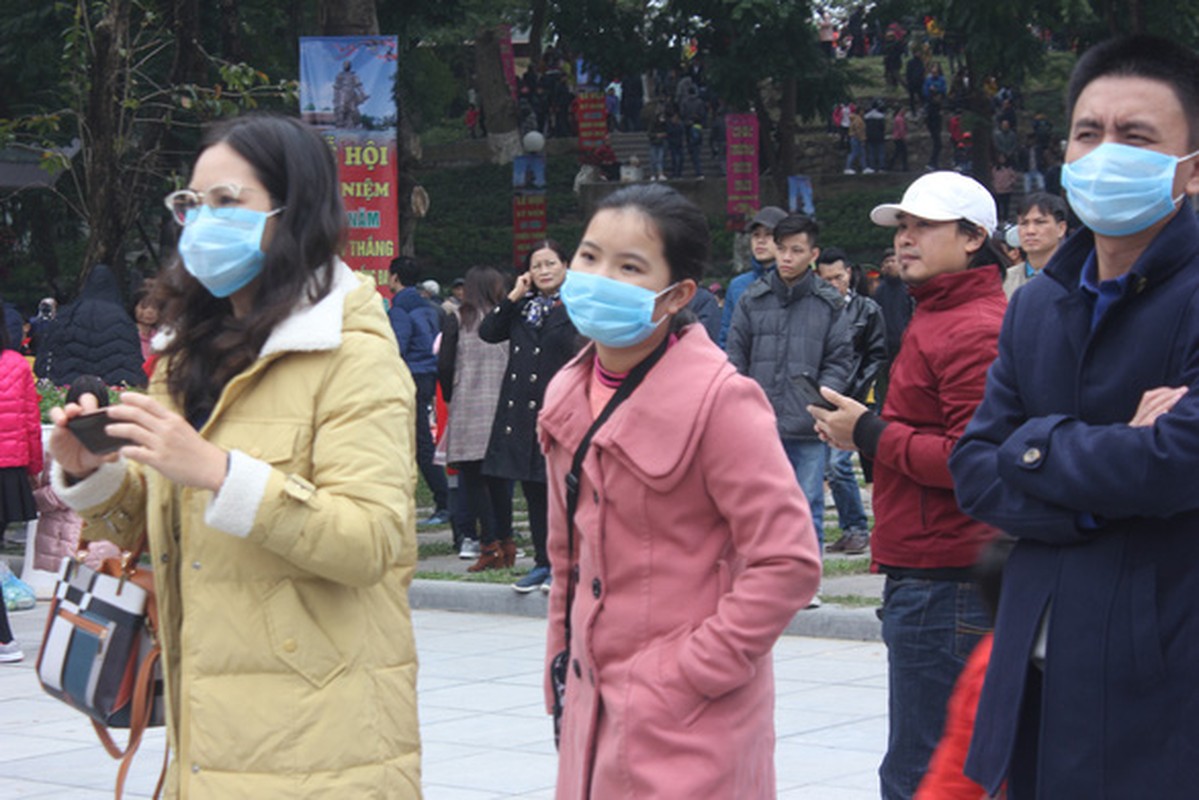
35;264;146;387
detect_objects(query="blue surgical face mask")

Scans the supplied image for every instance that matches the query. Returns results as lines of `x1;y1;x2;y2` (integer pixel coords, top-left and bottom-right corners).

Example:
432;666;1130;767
1062;142;1199;237
178;205;281;297
559;270;678;348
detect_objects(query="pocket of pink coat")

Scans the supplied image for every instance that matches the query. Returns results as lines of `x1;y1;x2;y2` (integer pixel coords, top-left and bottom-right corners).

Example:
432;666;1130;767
632;628;708;729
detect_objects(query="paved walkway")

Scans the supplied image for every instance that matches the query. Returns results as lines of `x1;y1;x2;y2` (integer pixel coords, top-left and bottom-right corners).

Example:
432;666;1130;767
0;604;887;799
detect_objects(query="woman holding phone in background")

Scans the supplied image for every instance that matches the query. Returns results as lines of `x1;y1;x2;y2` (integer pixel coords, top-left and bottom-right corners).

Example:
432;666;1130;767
479;240;580;593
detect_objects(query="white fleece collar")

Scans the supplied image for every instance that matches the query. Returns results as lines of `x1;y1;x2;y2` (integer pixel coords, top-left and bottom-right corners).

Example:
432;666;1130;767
150;261;359;359
260;260;358;358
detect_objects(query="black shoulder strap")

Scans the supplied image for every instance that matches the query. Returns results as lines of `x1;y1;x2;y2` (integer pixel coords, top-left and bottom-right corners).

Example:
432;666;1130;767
562;335;670;651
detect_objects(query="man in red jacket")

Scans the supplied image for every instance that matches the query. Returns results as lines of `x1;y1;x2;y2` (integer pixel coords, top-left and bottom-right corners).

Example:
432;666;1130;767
809;171;1007;800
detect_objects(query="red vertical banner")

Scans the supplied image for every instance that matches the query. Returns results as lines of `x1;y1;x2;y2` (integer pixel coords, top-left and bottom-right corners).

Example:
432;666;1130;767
335;134;400;281
499;25;517;102
299;36;400;284
513;195;548;267
725;113;760;228
575;92;607;151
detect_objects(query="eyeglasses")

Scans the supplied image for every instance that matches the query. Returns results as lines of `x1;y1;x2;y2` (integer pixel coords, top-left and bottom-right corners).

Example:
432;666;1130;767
163;183;265;226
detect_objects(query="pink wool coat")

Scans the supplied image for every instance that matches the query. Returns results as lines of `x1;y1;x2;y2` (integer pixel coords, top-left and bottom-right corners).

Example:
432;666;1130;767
539;325;821;799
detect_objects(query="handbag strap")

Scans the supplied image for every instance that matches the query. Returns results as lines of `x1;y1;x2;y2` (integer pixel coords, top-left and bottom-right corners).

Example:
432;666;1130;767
94;528;166;800
562;335;670;653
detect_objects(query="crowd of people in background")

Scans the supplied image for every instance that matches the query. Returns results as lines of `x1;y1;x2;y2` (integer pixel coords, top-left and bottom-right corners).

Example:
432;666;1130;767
5;25;1199;800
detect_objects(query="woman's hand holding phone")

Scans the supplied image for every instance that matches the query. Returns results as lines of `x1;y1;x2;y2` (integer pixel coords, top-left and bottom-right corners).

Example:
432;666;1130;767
508;271;533;302
49;393;120;481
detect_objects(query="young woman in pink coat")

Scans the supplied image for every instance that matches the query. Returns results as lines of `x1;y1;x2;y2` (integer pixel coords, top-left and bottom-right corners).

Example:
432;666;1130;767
541;184;822;799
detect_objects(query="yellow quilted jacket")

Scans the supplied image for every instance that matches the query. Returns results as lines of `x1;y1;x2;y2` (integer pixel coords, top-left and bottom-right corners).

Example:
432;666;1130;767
61;264;421;799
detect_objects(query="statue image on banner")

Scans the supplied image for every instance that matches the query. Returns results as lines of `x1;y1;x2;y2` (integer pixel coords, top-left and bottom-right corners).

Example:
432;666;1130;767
332;61;369;129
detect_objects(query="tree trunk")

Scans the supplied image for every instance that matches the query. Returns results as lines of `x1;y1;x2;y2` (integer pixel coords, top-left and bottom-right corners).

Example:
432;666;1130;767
80;0;132;289
528;0;547;66
218;0;241;63
775;78;798;198
474;26;521;164
318;0;378;36
752;84;780;197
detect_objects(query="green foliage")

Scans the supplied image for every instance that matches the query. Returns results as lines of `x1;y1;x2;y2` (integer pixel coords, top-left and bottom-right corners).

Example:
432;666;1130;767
400;48;459;132
414;155;583;275
816;184;903;258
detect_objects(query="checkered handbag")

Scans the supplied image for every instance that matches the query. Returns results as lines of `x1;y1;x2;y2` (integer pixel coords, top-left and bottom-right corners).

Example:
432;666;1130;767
36;535;166;799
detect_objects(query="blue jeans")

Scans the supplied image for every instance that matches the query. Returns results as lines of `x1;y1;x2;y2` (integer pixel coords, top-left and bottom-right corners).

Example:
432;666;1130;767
650;143;665;176
781;438;826;550
845;138;866;171
826;445;868;531
879;576;991;800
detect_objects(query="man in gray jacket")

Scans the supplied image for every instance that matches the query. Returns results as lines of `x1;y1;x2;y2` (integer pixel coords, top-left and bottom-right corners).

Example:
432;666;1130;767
727;214;854;550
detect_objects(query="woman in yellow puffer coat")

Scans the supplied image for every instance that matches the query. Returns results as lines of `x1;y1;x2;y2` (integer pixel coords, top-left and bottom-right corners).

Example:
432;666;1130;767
48;115;421;799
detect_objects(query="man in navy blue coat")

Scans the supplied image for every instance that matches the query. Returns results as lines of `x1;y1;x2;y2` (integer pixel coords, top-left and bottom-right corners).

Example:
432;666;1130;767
950;35;1199;799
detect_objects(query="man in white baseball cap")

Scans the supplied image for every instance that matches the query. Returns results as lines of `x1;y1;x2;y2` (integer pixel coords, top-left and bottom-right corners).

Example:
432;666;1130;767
869;169;998;236
808;170;1009;799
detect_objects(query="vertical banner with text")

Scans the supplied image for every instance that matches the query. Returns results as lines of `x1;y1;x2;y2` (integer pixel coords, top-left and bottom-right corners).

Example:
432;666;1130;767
499;25;518;101
300;36;399;283
725;113;760;228
575;92;607;151
513;195;548;267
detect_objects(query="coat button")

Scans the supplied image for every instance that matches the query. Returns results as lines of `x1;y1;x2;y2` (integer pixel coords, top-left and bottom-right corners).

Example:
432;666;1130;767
592;577;602;598
505;426;512;434
510;373;517;381
249;447;262;458
593;490;599;504
572;658;581;678
191;764;201;774
514;345;521;353
283;638;298;653
1021;447;1042;465
528;400;537;409
191;561;202;570
508;400;514;408
530;373;538;382
534;346;541;355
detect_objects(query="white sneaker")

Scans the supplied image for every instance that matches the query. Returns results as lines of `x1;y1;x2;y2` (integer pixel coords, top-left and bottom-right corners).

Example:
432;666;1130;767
843;168;856;175
863;167;876;174
0;641;24;663
458;538;480;559
806;595;823;610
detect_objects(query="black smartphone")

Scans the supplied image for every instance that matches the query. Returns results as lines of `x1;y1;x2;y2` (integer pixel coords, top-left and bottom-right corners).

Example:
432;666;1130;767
66;410;132;455
792;372;836;411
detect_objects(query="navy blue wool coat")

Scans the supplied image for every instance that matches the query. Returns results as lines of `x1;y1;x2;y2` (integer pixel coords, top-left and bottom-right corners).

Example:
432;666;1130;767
950;204;1199;799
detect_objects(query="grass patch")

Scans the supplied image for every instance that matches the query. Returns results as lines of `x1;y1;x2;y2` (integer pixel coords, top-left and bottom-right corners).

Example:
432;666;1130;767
822;556;873;577
417;541;458;558
414;567;527;584
820;594;881;608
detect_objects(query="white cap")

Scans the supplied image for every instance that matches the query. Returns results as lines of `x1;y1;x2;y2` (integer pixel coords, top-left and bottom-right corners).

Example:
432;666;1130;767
420;279;440;296
870;171;998;234
1004;225;1021;249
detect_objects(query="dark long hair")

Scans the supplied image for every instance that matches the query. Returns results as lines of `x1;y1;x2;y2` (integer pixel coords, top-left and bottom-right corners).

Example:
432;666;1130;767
458;266;506;331
156;114;345;423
